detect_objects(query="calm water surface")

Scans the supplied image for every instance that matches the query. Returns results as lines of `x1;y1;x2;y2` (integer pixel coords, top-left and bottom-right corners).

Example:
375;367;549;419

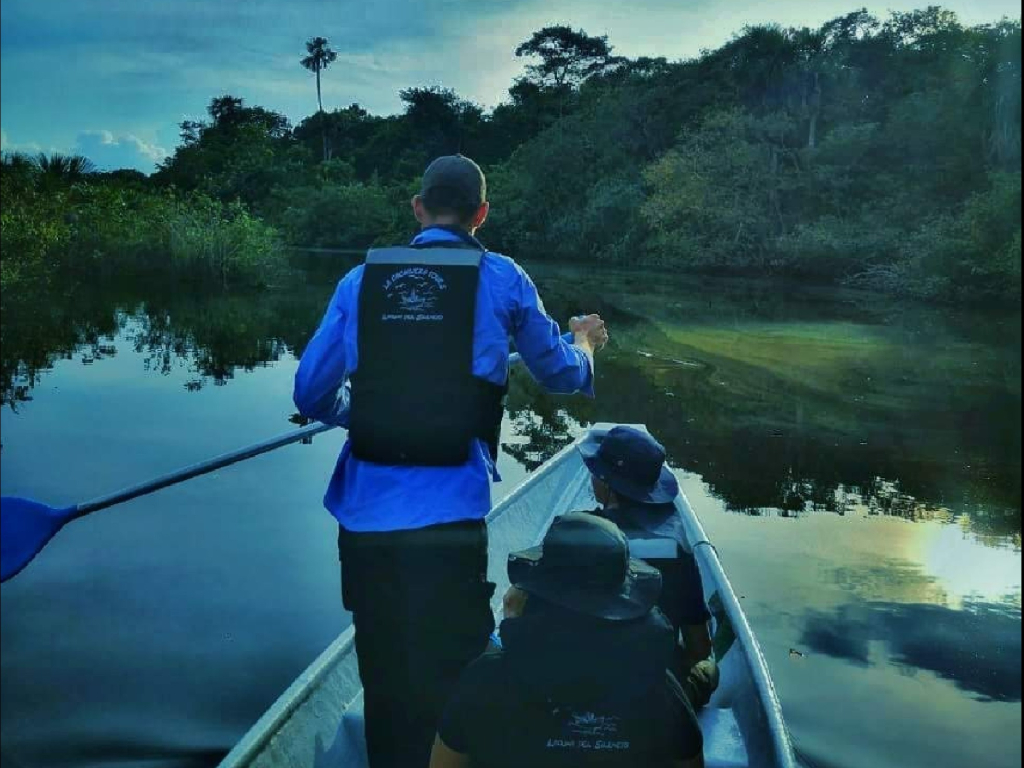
1;258;1020;768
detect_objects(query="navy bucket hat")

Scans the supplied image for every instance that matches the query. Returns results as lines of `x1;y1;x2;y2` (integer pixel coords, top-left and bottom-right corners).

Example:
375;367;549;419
578;426;680;505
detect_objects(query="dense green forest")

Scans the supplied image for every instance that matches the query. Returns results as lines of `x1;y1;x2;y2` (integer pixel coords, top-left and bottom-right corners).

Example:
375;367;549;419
2;7;1020;302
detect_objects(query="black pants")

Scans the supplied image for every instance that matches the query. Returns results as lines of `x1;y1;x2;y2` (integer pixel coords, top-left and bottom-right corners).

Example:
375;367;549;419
338;520;496;768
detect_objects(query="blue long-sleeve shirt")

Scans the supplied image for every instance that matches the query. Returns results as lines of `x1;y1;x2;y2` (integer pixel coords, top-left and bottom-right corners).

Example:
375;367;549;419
294;226;595;531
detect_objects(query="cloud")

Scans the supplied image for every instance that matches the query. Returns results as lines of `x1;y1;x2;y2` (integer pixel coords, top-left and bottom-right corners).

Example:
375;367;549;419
799;605;873;665
0;127;44;155
74;131;169;173
2;126;167;171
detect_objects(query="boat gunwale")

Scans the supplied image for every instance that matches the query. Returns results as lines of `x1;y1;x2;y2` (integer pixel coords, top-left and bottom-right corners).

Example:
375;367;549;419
567;422;797;767
674;488;798;768
219;625;358;767
484;430;591;526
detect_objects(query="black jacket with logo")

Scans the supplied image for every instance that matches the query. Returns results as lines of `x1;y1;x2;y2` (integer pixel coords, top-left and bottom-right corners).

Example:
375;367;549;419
438;604;703;766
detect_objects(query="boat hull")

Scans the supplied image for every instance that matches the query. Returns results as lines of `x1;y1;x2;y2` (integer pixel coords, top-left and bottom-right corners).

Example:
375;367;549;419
219;424;796;768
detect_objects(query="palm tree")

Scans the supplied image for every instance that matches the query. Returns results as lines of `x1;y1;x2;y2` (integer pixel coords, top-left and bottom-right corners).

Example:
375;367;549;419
1;151;35;172
33;153;96;182
301;36;338;162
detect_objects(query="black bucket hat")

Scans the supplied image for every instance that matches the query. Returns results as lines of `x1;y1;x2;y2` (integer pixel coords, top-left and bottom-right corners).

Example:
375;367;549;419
579;426;680;505
507;513;662;621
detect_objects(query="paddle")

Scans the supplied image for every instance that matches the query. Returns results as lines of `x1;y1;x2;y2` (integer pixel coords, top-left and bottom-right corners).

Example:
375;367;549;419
1;422;337;583
0;343;578;583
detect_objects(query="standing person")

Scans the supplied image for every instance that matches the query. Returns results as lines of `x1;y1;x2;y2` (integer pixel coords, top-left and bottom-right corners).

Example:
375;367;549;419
429;513;705;768
293;154;607;768
579;426;720;708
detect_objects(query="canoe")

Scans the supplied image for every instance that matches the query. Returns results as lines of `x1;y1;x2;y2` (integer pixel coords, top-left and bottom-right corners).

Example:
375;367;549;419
219;423;797;768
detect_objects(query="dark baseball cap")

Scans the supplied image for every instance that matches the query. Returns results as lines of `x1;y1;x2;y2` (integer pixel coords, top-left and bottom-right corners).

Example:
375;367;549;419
420;155;486;212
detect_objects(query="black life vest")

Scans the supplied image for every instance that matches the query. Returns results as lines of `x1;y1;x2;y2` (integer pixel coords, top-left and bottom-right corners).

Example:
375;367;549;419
348;230;507;466
481;607;681;767
591;504;693;636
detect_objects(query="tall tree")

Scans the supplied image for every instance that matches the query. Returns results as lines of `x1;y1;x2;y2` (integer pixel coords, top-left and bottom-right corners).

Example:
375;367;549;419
399;86;484;160
515;26;620;126
208;95;245;126
154;96;300;205
301;36;339;161
515;26;618;89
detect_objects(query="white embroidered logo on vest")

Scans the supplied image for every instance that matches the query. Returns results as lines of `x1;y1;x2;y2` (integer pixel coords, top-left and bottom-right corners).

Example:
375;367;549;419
382;267;447;321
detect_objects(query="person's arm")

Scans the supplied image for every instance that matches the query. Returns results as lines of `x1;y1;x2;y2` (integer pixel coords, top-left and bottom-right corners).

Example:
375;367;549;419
681;623;714;667
510;266;604;396
678;551;714;665
503;586;529;619
293;270;359;426
429;735;472;768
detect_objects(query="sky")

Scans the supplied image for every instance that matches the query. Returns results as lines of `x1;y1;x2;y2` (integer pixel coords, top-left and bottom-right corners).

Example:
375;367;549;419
1;0;1020;172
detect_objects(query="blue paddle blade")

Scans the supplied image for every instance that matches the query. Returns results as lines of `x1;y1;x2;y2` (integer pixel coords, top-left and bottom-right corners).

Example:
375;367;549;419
1;497;77;582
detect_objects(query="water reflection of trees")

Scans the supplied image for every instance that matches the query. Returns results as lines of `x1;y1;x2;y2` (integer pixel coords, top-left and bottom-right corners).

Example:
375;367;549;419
3;264;1019;545
502;380;588;471
508;361;1020;542
1;275;332;407
1;284;127;408
505;353;1020;542
513;265;1022;541
126;296;302;389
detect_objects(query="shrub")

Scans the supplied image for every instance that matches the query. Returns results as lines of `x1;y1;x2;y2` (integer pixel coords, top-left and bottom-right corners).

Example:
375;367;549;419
0;168;284;289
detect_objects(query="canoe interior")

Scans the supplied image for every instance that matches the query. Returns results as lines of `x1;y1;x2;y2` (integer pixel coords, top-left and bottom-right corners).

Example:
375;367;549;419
219;425;796;768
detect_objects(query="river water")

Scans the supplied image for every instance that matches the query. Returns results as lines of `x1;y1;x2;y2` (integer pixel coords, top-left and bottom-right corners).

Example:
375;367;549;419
1;257;1020;768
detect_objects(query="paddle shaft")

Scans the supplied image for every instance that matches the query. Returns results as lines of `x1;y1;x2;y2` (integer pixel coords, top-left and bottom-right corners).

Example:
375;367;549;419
69;347;574;517
73;422;337;518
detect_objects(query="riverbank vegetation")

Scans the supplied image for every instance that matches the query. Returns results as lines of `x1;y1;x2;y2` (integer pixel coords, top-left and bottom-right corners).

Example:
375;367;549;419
1;7;1020;303
1;153;281;290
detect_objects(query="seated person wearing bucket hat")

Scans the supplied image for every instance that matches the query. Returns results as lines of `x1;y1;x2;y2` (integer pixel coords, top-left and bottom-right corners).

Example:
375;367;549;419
429;513;704;768
578;426;719;708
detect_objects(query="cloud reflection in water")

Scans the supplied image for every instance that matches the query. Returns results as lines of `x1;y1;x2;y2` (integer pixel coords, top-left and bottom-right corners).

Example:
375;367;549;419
801;599;1022;703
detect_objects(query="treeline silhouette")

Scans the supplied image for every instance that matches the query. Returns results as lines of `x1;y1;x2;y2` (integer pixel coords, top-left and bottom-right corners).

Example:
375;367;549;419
2;8;1020;302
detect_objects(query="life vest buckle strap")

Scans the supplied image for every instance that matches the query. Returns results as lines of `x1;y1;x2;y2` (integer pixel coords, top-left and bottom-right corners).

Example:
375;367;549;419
366;247;484;267
627;538;679;560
